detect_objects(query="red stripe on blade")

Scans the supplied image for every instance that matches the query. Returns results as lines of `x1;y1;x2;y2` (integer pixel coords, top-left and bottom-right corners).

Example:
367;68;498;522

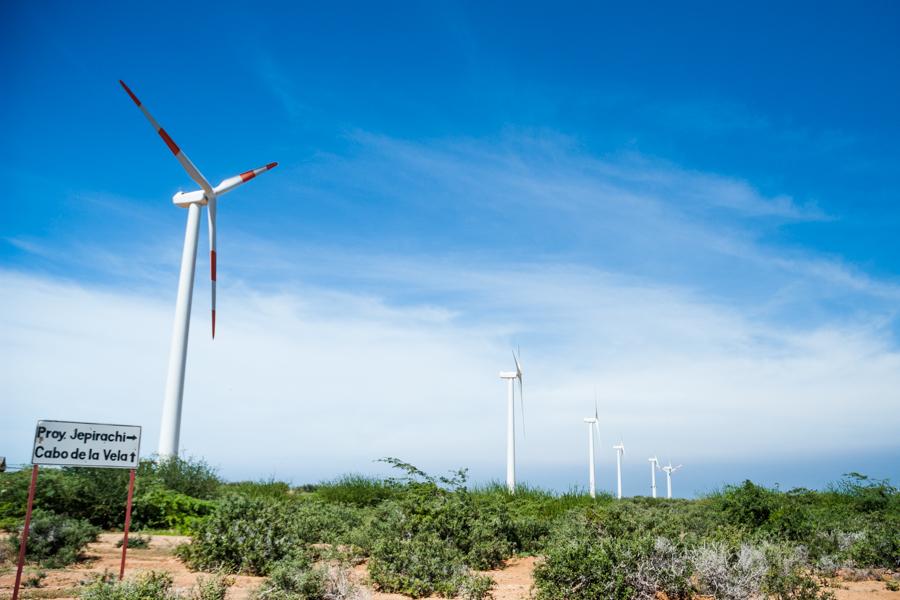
158;129;180;155
266;162;278;170
119;80;141;106
210;251;217;281
240;170;257;182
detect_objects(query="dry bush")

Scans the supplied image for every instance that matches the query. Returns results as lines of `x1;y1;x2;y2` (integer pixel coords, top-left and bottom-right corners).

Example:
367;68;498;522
691;542;768;600
630;538;693;600
253;557;369;600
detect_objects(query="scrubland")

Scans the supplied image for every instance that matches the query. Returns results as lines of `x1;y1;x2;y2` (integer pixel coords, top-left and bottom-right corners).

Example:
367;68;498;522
1;457;897;599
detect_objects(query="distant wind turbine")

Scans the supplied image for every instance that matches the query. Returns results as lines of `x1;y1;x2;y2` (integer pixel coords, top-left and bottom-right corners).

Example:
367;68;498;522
583;400;601;498
648;456;661;498
499;349;525;493
661;462;683;499
613;440;626;499
120;81;277;458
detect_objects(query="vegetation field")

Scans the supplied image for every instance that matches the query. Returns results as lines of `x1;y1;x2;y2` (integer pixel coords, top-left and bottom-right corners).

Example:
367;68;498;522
1;457;898;599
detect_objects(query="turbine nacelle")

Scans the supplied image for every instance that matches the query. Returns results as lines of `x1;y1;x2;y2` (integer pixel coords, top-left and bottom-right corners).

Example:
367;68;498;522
583;417;598;424
172;189;209;208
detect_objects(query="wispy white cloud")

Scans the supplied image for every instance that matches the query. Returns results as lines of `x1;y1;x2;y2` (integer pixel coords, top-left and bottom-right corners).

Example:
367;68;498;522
347;130;826;221
241;130;894;325
2;262;898;491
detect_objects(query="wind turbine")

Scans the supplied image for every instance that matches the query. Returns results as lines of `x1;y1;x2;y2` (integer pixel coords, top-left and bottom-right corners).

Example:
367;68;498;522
120;81;277;458
648;456;661;498
613;440;626;499
583;400;600;498
661;462;683;499
499;349;525;493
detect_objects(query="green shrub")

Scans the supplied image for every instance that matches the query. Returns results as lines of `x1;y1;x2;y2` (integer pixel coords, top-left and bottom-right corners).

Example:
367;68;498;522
79;570;232;600
132;486;215;532
176;490;368;576
315;474;398;507
467;483;637;555
368;530;466;597
363;459;508;598
836;473;897;513
0;467;130;530
458;572;494;600
0;469;70;528
365;470;513;569
176;494;298;575
533;514;691;600
60;468;134;529
847;518;900;569
0;457;221;532
187;574;233;600
6;509;99;567
23;569;47;588
762;544;836;600
224;479;292;500
254;556;327;599
254;555;367;600
116;533;151;548
289;497;367;547
138;456;222;500
80;570;175;600
718;480;779;529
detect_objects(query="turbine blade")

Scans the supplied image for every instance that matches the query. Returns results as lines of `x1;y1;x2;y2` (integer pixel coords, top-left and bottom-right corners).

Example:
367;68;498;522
512;348;522;377
119;81;213;197
214;162;279;196
208;198;217;339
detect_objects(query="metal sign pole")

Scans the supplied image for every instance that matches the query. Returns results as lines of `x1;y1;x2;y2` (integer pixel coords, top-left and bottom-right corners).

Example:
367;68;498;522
119;468;137;580
11;465;39;600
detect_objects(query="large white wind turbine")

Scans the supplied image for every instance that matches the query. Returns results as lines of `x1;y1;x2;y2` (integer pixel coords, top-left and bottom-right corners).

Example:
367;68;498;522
120;81;277;458
499;349;525;493
661;462;683;499
613;440;626;499
648;456;661;498
583;400;600;498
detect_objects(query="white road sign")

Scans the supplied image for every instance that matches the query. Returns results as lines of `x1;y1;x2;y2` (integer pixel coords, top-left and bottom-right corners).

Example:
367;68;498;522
32;420;141;468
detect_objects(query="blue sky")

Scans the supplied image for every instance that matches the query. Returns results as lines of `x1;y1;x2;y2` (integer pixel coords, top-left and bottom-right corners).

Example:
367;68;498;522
2;2;899;496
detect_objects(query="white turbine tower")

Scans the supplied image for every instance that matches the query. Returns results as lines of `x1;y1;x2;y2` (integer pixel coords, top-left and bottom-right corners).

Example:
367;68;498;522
613;440;626;499
648;456;661;498
120;81;277;459
661;462;683;499
583;400;601;498
499;349;525;493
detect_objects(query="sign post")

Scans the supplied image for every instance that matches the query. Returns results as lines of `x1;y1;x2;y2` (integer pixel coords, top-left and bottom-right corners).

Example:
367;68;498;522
11;465;38;600
119;468;136;580
12;420;141;600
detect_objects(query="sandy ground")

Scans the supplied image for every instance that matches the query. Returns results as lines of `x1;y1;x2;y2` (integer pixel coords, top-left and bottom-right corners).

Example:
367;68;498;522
0;533;895;599
0;534;263;600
